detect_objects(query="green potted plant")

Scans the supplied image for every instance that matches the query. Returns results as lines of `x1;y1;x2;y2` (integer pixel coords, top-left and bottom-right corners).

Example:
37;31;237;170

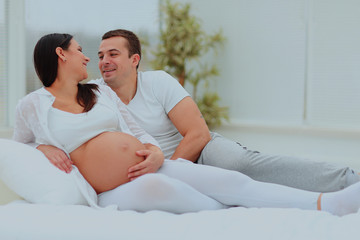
151;0;229;129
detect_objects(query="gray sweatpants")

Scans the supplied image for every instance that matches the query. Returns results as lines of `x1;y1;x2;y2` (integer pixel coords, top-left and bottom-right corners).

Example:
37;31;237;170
197;132;360;192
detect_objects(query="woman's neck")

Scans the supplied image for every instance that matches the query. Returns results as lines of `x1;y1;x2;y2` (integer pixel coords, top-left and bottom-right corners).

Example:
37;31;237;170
46;77;78;103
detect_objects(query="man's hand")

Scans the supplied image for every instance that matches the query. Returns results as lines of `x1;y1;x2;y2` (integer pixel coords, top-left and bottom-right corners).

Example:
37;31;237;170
36;145;73;173
127;144;164;181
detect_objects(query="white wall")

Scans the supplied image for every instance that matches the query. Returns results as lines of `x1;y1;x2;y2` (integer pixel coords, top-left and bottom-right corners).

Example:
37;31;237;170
178;0;307;125
177;0;360;169
2;0;360;169
0;0;25;138
215;123;360;169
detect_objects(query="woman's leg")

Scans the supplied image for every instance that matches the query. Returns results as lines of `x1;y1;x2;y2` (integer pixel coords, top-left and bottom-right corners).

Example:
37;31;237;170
98;173;226;213
158;160;318;209
320;182;360;216
158;159;360;216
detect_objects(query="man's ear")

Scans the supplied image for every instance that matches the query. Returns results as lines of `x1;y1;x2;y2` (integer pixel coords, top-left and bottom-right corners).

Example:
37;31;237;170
55;47;66;62
132;54;140;67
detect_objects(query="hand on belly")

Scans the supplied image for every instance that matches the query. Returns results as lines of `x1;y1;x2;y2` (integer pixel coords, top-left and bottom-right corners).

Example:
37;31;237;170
70;132;146;193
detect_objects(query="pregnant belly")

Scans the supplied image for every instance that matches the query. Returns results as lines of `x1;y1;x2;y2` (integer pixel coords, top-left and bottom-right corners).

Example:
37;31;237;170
70;132;146;194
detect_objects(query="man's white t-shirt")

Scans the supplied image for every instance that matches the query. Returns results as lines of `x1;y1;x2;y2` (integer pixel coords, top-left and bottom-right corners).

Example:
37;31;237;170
91;71;190;158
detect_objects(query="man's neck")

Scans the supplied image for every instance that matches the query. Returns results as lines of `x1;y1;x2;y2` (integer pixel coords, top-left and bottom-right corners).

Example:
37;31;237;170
109;74;137;105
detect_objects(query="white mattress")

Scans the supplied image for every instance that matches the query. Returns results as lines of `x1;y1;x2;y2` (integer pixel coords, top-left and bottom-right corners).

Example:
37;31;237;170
0;200;358;240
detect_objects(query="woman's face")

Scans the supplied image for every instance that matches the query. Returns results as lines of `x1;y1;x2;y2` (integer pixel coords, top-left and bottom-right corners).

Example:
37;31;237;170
63;39;90;81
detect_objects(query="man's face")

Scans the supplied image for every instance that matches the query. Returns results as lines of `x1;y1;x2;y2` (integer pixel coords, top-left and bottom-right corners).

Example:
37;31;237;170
98;36;136;85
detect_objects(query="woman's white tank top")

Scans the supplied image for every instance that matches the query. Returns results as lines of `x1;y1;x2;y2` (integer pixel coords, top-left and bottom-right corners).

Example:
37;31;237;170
48;103;119;153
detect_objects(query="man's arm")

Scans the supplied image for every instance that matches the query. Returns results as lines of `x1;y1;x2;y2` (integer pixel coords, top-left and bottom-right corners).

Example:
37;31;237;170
168;96;211;162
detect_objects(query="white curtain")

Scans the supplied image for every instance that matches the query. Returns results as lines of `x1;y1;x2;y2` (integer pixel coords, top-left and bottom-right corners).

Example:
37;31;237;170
0;0;7;127
307;0;360;129
184;0;360;130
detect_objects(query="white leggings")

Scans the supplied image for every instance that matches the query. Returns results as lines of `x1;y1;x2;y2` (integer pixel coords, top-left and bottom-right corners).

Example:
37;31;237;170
98;159;319;213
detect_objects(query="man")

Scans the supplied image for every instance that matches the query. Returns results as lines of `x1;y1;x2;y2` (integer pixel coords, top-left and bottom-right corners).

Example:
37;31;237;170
91;29;359;192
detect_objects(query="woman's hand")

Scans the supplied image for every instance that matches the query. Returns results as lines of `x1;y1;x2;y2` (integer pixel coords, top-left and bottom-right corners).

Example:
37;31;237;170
36;145;73;173
127;144;164;181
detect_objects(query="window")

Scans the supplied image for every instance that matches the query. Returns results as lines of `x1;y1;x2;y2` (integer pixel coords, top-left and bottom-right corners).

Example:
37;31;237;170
1;0;25;130
192;0;360;130
0;0;7;127
1;0;159;132
25;0;160;93
306;0;360;129
4;0;360;133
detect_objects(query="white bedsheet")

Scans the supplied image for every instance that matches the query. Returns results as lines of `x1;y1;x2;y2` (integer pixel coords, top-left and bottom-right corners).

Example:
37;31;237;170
0;200;359;240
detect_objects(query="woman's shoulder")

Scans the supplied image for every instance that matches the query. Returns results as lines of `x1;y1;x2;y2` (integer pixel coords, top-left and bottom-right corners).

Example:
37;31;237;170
16;88;52;117
18;88;49;104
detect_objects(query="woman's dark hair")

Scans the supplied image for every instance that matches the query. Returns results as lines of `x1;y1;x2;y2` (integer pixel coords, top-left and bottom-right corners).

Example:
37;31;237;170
33;33;98;112
102;29;141;69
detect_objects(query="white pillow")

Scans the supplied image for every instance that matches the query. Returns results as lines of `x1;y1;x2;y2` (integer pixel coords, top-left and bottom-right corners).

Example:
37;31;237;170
0;139;88;205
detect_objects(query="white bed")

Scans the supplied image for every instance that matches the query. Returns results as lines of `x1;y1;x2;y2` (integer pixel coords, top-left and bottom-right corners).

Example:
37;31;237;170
0;198;359;240
1;139;359;239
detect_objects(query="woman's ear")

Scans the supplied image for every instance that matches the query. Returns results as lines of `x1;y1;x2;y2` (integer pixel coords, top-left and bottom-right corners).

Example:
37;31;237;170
55;47;66;62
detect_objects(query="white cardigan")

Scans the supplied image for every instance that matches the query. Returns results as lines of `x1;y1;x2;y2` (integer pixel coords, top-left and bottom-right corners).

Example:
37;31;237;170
12;84;160;209
12;84;160;154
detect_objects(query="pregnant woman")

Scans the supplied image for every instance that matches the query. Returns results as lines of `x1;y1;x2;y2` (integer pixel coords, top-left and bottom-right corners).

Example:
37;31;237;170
13;33;360;216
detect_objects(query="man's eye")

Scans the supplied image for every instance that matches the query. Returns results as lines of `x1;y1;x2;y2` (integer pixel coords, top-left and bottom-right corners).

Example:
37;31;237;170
98;56;104;59
110;53;117;57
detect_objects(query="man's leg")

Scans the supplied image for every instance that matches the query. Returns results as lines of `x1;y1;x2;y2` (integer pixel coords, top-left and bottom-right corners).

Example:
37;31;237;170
197;132;359;192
